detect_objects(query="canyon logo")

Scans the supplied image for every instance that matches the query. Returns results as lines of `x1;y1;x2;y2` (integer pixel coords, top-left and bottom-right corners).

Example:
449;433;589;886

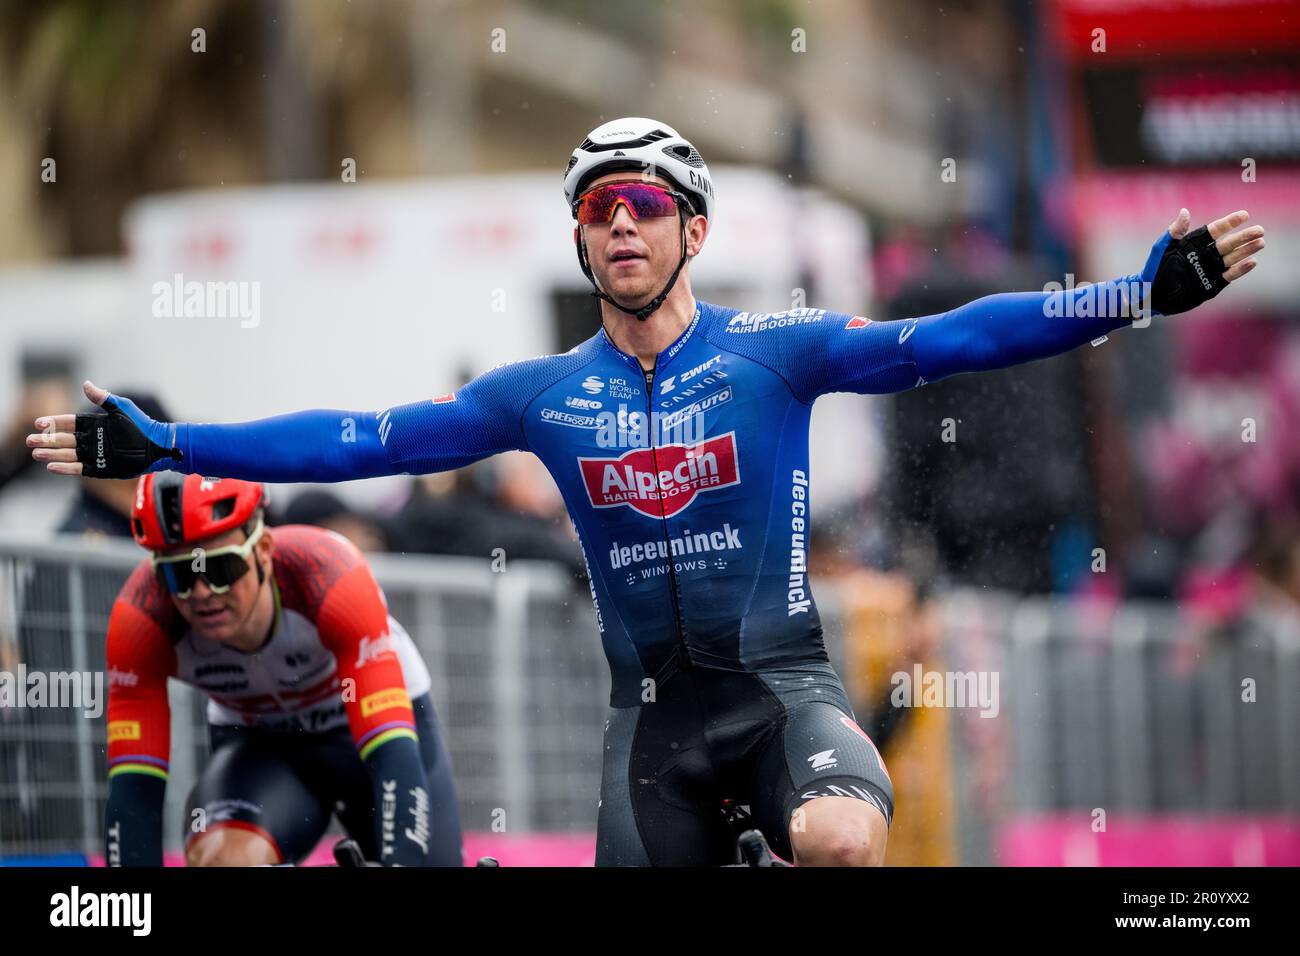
578;432;740;518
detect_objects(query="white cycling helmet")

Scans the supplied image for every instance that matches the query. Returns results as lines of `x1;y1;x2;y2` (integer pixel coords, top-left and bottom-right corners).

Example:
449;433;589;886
564;118;714;321
563;117;715;224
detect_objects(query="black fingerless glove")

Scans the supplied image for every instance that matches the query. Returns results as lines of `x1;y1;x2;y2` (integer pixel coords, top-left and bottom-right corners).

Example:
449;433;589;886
75;398;182;479
1151;225;1230;316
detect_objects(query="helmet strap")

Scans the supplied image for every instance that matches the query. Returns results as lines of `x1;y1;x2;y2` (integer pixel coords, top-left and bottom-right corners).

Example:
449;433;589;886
576;206;691;323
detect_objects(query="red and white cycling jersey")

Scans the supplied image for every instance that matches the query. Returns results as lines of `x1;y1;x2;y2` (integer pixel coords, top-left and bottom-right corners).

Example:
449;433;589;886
175;600;428;734
106;525;430;776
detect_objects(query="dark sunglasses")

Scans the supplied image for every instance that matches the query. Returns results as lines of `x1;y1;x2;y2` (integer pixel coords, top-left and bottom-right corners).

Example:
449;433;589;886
152;519;264;599
572;181;689;225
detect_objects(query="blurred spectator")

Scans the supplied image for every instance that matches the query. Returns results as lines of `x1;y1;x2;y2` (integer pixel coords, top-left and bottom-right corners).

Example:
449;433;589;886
837;567;958;867
278;489;391;553
0;354;77;535
1141;316;1300;537
809;502;958;865
881;226;1098;595
1248;514;1300;613
389;455;584;579
56;391;174;539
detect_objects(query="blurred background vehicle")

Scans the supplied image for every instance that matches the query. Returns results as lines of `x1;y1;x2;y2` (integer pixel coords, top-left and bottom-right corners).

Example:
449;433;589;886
0;0;1296;866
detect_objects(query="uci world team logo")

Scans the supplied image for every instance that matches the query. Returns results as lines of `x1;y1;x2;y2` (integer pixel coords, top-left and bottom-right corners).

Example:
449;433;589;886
578;432;740;518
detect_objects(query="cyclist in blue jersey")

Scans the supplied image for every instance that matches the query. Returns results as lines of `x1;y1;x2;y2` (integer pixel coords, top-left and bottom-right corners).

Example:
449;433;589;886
30;117;1265;866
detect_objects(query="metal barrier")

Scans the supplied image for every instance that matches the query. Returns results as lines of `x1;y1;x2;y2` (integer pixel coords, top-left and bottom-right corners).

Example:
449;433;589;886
0;534;615;857
939;590;1300;865
4;534;1294;864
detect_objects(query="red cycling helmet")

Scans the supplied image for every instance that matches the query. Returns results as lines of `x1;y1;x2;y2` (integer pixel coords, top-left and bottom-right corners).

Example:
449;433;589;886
131;473;265;551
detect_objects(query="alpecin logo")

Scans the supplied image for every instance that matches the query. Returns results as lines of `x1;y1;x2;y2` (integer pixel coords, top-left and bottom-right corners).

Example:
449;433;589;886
578;432;741;518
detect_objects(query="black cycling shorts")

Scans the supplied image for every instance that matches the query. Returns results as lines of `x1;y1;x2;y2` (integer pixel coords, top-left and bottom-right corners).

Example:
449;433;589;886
596;659;893;866
184;692;463;866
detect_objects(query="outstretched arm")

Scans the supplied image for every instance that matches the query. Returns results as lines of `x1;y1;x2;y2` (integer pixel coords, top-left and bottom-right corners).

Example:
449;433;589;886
910;209;1263;384
763;208;1264;400
28;363;532;482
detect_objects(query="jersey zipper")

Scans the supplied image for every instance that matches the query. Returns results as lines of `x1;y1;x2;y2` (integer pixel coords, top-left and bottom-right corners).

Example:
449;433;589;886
643;356;692;677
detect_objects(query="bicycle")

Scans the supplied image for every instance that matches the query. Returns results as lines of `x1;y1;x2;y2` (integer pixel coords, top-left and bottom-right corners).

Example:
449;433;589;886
330;801;794;867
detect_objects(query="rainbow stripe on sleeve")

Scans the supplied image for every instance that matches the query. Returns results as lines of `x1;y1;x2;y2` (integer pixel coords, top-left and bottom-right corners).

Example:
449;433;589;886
358;721;419;761
108;754;170;781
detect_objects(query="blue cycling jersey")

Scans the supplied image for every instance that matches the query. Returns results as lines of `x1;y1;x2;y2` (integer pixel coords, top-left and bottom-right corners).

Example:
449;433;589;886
144;265;1154;705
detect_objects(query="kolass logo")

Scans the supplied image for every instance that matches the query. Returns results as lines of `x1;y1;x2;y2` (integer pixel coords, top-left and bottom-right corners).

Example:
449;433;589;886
844;315;871;329
578;432;741;518
1187;250;1213;290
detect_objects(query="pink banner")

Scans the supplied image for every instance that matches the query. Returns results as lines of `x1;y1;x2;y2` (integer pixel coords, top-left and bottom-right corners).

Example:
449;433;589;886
1000;815;1300;866
85;832;598;867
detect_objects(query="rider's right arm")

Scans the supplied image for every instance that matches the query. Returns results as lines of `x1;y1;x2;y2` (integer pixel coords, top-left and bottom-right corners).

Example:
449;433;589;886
103;567;177;867
143;362;534;483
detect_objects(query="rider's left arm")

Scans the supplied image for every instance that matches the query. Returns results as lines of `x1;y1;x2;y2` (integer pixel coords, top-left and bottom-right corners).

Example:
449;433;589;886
316;542;436;867
791;209;1263;398
909;209;1263;385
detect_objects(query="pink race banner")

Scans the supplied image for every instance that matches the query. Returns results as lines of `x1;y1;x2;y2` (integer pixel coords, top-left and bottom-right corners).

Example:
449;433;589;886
999;815;1300;866
84;831;598;867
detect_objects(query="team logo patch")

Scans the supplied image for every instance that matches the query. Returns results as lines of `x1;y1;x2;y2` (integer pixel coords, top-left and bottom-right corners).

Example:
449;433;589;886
541;408;600;429
360;687;411;718
578;432;741;518
108;720;141;743
844;315;871;329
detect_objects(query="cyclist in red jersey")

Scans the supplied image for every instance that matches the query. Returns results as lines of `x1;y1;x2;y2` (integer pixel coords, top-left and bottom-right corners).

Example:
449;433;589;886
105;472;462;866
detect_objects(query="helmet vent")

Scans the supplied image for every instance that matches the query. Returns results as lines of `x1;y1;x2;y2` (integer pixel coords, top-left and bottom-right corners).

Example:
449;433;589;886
664;144;705;168
210;497;236;522
159;483;184;543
